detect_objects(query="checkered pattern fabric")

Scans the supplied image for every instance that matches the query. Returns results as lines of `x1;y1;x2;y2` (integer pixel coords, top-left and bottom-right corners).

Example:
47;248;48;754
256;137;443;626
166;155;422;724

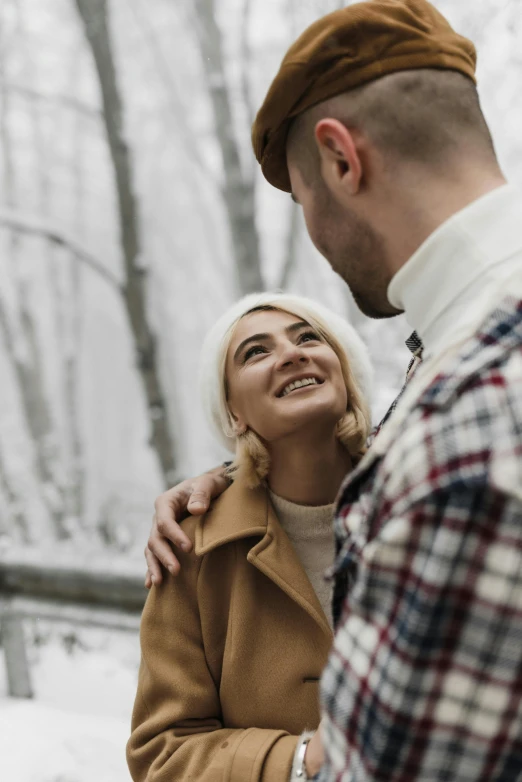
319;299;522;781
369;331;424;441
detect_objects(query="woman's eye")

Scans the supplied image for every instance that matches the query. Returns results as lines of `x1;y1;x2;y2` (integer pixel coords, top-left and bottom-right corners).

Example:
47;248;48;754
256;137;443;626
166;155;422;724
299;331;320;343
243;345;266;362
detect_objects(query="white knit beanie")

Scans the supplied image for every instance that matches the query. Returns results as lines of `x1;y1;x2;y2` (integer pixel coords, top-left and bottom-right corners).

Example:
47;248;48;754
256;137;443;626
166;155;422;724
199;292;373;453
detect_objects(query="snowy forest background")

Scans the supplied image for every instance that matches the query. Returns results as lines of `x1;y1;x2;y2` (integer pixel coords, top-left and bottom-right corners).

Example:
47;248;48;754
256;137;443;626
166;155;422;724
0;0;521;780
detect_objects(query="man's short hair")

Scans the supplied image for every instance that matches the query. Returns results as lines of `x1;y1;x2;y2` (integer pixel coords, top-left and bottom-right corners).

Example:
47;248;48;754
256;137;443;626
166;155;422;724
289;69;496;185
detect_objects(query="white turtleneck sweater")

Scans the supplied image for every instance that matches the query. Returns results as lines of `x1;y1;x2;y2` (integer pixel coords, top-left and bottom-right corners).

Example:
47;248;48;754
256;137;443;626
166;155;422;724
387;183;522;362
269;491;335;629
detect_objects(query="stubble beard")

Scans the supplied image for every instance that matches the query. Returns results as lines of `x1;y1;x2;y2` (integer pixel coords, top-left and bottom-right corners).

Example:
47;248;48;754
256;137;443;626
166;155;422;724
320;200;401;319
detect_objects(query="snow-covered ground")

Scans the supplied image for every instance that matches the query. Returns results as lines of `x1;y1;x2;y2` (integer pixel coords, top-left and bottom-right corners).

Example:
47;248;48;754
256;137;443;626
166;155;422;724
0;624;139;782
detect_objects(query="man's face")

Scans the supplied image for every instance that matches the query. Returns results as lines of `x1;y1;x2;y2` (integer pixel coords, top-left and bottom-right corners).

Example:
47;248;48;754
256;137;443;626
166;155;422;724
287;155;399;319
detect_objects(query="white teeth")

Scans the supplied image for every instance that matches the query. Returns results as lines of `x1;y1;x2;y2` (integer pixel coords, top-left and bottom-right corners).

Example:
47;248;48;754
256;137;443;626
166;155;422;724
281;377;319;397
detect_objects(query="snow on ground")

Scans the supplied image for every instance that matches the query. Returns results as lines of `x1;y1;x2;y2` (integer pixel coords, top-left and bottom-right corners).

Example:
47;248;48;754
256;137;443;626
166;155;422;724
0;699;131;782
0;624;140;781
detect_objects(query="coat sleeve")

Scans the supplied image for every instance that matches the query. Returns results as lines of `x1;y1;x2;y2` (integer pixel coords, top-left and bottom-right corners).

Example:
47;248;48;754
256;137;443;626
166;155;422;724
126;541;298;782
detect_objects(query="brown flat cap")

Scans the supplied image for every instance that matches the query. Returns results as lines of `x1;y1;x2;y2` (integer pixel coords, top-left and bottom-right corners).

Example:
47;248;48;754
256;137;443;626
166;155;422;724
252;0;477;192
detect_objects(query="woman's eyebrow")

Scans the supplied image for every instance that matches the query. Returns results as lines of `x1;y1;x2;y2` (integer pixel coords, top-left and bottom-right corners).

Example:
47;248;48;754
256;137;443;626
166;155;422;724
233;333;270;361
286;321;310;334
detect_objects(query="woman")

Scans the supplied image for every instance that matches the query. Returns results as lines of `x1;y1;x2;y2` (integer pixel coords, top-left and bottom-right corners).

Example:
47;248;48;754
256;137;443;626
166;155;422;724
127;292;372;782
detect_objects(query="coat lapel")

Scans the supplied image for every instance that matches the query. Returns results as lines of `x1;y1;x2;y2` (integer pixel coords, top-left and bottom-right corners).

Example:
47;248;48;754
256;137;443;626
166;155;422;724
195;479;333;639
248;499;333;639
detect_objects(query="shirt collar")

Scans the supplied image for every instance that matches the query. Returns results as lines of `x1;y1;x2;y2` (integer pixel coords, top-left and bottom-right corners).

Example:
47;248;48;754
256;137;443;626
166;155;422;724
387;184;522;357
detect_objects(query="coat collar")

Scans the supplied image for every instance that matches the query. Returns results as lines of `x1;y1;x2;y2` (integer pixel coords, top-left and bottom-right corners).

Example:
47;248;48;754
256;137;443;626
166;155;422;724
195;478;268;555
195;478;333;639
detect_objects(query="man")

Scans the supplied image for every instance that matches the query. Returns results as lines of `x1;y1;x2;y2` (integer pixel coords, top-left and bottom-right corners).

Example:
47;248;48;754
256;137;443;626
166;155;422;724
144;1;522;778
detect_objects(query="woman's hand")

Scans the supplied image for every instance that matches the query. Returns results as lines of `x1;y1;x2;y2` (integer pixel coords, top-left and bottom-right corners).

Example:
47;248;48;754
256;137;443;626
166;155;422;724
144;467;230;587
305;722;325;778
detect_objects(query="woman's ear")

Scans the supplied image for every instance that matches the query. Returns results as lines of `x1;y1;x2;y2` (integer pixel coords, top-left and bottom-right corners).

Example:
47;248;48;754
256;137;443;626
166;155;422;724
228;406;247;436
314;118;363;197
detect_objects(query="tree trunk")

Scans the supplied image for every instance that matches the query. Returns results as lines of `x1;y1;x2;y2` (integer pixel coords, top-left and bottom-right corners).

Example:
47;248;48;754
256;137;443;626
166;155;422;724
279;202;300;290
240;0;255;131
194;0;264;294
0;12;66;538
75;0;178;487
0;442;29;542
63;265;85;525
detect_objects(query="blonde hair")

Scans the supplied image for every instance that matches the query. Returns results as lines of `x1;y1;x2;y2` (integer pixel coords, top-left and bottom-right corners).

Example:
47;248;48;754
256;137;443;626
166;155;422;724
199;293;373;488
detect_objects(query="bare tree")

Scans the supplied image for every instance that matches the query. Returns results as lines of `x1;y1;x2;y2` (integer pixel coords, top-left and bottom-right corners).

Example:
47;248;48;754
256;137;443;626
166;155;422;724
194;0;264;294
60;46;91;528
75;0;178;487
0;289;61;537
240;0;256;131
0;19;29;539
59;253;85;527
0;209;122;290
278;202;301;290
0;432;30;542
0;3;68;538
128;0;211;180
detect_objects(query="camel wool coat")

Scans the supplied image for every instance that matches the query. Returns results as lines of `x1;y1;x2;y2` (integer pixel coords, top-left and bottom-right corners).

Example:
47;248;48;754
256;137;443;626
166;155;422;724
127;477;334;782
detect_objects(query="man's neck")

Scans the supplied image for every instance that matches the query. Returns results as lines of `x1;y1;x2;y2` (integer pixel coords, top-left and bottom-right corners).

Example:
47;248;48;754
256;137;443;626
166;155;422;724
268;430;352;506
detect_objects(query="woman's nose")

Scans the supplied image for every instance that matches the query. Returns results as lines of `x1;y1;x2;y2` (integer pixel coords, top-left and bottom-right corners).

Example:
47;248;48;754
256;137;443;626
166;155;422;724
276;343;310;369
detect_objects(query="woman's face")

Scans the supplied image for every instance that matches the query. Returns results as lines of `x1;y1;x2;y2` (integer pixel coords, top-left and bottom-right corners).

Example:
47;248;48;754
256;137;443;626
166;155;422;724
225;309;348;444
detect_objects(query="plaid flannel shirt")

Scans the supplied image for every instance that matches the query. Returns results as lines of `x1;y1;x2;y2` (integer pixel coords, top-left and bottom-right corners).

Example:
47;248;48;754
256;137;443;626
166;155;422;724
319;296;522;781
368;331;424;443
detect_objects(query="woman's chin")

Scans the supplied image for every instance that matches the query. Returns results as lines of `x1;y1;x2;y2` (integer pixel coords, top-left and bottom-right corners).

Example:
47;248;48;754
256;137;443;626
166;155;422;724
263;401;345;441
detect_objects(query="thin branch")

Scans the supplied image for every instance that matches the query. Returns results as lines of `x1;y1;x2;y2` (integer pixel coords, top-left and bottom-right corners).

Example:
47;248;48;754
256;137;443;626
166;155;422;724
0;207;123;291
2;81;102;120
278;201;300;290
129;0;214;181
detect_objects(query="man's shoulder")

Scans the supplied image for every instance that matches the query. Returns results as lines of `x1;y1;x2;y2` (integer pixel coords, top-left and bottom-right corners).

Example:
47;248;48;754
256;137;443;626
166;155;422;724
380;347;522;508
406;345;521;442
420;344;522;413
409;294;522;444
420;340;522;435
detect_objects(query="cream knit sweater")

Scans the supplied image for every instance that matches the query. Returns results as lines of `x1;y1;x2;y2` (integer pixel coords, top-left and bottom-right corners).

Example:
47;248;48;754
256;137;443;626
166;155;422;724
269;491;335;781
269;491;335;630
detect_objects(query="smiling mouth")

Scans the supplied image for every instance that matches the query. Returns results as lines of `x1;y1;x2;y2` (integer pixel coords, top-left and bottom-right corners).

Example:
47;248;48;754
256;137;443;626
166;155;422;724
278;377;324;398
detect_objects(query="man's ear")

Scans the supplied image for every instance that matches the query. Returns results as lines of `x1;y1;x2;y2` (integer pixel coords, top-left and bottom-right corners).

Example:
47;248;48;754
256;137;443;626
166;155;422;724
314;119;363;196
